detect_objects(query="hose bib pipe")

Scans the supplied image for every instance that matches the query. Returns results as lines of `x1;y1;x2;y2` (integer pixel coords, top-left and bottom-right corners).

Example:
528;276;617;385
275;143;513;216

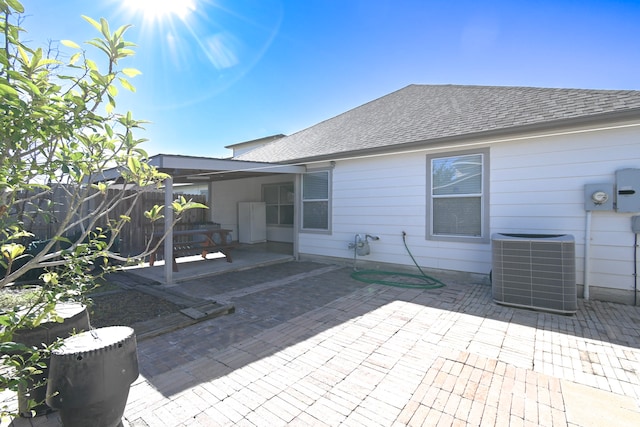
350;232;445;289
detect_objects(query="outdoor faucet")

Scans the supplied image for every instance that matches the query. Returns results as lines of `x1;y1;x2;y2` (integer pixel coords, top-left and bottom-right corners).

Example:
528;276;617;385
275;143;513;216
348;234;362;250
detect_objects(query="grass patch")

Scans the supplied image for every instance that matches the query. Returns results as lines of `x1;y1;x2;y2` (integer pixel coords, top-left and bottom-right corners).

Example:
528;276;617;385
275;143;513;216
89;278;122;294
0;286;42;312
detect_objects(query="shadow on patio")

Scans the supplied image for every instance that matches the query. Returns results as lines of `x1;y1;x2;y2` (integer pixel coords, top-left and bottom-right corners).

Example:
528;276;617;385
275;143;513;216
130;260;640;401
6;260;640;426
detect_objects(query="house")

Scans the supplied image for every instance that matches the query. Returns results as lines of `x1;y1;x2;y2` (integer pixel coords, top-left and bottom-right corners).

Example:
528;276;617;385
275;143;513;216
131;84;640;304
206;84;640;305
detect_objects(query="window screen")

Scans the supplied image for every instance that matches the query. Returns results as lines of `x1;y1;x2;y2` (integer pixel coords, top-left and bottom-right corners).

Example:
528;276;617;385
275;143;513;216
302;171;330;231
429;152;486;239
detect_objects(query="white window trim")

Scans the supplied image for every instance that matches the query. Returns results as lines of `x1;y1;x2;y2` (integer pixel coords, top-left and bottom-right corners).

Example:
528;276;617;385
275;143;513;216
262;181;294;227
300;168;332;234
426;148;490;243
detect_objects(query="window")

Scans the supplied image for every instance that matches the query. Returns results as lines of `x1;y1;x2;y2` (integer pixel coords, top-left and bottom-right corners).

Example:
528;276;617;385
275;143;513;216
263;182;294;226
427;149;489;242
302;170;330;231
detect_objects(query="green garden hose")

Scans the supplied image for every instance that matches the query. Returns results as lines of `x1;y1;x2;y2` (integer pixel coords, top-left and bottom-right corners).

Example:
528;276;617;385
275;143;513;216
350;232;446;289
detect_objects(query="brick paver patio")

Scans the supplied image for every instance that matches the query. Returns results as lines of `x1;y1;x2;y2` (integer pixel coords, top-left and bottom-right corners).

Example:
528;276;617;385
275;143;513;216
4;261;640;426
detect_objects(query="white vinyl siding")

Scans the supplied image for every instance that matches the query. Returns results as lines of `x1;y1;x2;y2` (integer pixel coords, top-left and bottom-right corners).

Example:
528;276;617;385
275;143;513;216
490;123;640;296
297;153;492;275
295;121;640;300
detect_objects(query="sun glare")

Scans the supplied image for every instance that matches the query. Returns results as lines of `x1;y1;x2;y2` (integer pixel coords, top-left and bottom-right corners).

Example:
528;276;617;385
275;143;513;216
125;0;196;21
116;0;283;108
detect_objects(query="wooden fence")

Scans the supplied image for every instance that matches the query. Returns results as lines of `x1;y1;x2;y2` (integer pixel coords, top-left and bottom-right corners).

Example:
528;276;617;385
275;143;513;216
16;186;209;256
113;190;209;255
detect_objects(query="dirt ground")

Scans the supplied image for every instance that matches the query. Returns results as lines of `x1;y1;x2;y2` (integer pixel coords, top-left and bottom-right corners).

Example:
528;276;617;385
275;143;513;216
88;288;184;328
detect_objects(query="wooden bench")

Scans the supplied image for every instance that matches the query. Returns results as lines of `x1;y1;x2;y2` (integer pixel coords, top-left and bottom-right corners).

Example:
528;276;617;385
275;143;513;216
149;228;238;272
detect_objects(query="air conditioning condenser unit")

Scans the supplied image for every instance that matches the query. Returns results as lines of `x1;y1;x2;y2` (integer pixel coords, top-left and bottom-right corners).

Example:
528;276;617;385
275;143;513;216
491;233;577;314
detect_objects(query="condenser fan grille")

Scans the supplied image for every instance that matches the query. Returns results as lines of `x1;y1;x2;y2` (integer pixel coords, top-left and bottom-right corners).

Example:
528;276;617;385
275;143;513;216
492;233;577;314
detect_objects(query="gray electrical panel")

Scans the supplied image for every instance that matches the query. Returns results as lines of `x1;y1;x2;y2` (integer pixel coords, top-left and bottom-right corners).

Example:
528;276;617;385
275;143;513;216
584;184;614;211
632;216;640;234
616;169;640;213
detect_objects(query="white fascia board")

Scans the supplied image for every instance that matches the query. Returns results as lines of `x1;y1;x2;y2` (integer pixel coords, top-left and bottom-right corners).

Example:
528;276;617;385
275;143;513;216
151;154;305;174
91;155;305;184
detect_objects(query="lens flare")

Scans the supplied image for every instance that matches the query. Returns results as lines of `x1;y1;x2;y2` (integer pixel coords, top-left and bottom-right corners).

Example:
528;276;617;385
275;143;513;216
117;0;283;108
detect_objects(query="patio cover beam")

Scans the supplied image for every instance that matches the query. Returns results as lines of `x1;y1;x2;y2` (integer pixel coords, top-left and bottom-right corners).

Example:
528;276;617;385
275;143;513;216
92;154;306;183
149;154;305;182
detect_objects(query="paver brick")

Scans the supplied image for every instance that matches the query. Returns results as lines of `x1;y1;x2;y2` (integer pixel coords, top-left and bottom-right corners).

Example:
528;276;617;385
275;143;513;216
5;263;640;427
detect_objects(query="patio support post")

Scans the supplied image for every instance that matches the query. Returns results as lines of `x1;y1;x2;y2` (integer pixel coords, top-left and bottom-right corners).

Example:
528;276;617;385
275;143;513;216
293;174;301;260
208;181;215;222
164;176;174;284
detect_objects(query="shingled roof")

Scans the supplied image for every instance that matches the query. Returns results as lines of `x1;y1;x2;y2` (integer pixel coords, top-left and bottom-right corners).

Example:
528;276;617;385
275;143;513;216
234;84;640;163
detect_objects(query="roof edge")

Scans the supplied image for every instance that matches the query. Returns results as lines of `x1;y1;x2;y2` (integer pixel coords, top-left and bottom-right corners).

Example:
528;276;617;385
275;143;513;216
282;107;640;164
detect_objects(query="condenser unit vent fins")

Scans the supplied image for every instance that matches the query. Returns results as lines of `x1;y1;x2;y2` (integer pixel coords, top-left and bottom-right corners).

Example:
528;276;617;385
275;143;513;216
491;233;577;314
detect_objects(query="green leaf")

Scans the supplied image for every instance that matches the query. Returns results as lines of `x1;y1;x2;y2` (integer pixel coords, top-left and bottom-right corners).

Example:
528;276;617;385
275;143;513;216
144;205;164;222
85;39;111;58
6;0;25;13
91;182;108;194
61;40;81;49
118;49;136;57
1;243;25;261
121;68;141;77
113;24;133;41
69;52;82;65
100;18;111;39
17;45;29;65
171;197;208;215
107;84;118;97
37;58;59;68
127;156;142;174
0;83;18;96
86;59;98;71
0;342;31;354
82;15;102;32
40;272;58;285
106;96;115;114
118;77;136;92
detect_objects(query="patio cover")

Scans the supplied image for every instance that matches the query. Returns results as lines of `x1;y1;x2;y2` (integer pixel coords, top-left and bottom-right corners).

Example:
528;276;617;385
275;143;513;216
97;154;306;283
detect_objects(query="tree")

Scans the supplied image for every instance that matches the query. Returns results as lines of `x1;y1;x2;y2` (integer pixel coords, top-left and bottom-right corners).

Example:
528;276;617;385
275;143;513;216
0;0;203;417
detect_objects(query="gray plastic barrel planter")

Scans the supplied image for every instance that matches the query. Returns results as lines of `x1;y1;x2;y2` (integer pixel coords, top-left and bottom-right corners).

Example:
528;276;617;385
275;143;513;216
12;303;90;417
46;326;139;427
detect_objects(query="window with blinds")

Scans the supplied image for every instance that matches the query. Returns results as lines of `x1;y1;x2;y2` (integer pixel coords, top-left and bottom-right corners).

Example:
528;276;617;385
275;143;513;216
427;150;489;241
302;170;330;231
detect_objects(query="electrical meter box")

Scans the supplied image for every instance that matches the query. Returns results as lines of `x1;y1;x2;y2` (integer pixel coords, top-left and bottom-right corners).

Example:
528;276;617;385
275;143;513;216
616;169;640;213
632;216;640;234
584;184;614;211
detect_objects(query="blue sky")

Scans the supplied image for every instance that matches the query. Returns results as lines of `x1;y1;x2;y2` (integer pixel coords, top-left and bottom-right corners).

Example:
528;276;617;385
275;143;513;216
18;0;640;157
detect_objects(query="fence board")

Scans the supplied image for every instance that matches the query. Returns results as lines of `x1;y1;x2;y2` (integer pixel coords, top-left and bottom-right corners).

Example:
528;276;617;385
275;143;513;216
11;186;208;257
105;189;208;255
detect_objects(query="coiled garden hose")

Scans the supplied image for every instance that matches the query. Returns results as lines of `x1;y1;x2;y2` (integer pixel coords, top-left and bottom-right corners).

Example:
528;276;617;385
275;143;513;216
350;232;446;289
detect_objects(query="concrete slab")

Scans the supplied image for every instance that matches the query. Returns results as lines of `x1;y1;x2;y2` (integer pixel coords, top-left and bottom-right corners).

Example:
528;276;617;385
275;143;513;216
562;379;640;427
124;243;294;284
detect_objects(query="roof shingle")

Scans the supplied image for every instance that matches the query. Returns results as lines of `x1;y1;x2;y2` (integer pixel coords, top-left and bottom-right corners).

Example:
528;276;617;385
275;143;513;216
235;84;640;163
